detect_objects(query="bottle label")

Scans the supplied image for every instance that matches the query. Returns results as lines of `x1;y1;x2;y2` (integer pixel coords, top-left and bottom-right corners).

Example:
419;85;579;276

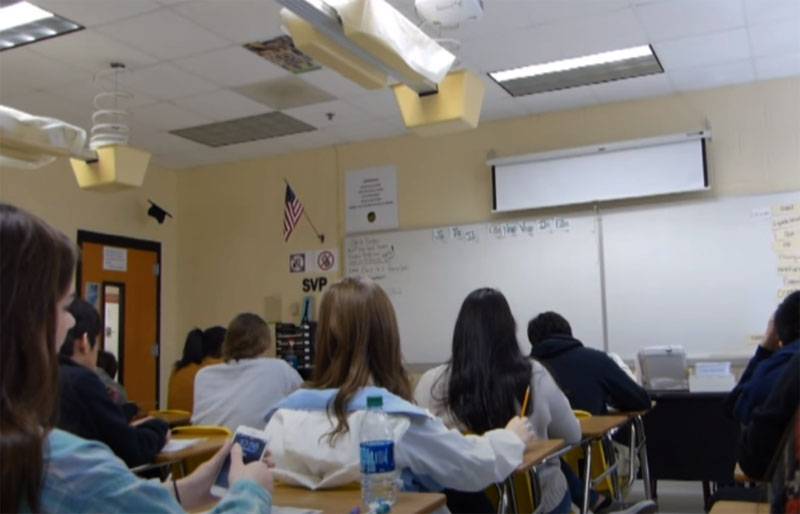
360;440;395;474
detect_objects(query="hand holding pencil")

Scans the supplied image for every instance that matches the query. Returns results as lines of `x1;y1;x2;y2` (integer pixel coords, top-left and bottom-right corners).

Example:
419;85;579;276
505;385;535;447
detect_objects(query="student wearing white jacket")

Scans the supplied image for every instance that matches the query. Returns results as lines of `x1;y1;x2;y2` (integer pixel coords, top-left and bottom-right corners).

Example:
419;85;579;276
415;288;581;514
263;277;534;507
193;313;302;431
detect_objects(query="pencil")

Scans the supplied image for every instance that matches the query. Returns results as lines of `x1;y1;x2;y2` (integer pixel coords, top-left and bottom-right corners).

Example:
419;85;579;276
520;385;531;417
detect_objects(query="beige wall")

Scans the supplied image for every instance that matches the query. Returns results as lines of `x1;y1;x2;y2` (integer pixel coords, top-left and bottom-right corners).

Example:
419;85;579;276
3;77;798;400
177;78;800;351
0;160;179;406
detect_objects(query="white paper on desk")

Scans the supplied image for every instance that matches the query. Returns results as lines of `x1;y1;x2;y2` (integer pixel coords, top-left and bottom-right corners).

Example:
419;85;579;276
273;507;322;514
694;362;731;377
161;437;203;453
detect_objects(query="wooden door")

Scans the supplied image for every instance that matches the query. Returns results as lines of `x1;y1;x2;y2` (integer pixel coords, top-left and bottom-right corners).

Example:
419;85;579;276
78;231;161;411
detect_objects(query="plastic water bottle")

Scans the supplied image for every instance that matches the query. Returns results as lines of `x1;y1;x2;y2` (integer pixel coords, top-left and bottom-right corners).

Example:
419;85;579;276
360;395;398;513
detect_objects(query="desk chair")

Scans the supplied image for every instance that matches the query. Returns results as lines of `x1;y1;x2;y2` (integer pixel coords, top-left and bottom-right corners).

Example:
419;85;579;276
148;408;191;427
564;410;620;502
170;425;231;478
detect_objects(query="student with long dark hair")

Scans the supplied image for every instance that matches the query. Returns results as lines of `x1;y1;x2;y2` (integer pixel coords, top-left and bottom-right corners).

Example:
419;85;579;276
415;288;581;514
168;328;206;411
0;204;273;513
264;277;534;493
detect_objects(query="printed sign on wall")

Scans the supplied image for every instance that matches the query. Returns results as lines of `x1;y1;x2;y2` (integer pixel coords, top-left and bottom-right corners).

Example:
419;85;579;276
346;166;398;234
289;249;338;274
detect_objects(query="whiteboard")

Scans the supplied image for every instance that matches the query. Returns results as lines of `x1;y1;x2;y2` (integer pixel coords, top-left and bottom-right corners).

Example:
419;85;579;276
602;191;800;359
345;213;605;363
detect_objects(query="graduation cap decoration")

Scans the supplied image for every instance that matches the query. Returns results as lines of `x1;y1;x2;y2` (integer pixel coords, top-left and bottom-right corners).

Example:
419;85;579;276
147;200;172;224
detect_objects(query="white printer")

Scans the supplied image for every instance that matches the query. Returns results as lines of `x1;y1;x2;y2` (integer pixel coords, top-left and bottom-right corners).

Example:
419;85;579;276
637;346;689;391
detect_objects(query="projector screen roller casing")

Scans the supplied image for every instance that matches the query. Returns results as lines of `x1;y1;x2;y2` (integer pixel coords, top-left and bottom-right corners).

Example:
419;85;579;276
490;133;709;212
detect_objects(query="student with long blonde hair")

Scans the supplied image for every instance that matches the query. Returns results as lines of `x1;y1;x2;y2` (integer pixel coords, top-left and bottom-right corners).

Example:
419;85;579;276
0;204;273;513
264;276;533;496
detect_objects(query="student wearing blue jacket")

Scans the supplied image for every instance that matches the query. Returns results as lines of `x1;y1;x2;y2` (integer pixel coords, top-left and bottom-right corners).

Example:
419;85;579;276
725;290;799;424
0;204;273;514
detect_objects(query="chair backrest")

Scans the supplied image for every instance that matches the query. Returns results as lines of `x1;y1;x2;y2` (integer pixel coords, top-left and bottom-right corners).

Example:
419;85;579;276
172;425;231;437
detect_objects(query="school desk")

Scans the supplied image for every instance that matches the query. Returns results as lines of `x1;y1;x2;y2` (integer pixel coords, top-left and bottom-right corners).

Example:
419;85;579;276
643;391;739;509
271;483;446;514
709;501;770;514
577;412;653;514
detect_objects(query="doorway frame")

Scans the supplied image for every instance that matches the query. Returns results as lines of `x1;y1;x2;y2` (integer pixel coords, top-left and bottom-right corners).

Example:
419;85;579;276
100;281;127;385
76;230;162;408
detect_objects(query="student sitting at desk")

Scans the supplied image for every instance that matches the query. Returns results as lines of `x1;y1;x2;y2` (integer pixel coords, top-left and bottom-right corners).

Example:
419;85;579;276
96;349;129;406
0;204;273;514
415;288;581;514
57;298;169;468
193;313;302;430
725;290;799;424
264;277;534;498
526;311;650;414
168;326;223;412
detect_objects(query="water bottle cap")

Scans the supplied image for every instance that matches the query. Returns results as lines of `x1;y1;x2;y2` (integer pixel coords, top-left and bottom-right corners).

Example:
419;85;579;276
366;395;383;408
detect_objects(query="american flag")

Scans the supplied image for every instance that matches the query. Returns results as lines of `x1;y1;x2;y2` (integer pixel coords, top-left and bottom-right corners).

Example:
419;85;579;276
283;183;304;242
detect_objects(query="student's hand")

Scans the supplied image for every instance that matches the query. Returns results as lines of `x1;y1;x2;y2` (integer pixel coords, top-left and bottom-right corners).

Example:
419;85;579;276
761;318;780;352
176;439;234;509
505;416;535;447
228;443;274;493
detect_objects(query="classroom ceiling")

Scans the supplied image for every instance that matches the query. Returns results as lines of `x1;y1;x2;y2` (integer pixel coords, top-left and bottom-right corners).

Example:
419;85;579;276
0;0;798;169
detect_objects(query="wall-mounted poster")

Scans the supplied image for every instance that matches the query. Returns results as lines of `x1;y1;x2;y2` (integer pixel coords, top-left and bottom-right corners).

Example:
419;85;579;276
346;166;398;234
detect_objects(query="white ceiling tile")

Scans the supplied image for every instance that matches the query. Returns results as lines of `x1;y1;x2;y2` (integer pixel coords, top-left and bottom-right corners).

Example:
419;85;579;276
129;101;213;130
95;9;230;60
480;75;513;102
173;46;288;87
34;0;161;27
518;87;599;115
172;90;271;121
299;68;373;100
223;139;294;161
45;78;157;114
480;97;523;123
527;0;632;27
669;59;755;91
283;99;375;129
122;63;218;100
744;0;800;27
526;7;649;59
128;129;213;155
754;53;800;81
634;0;746;42
150;153;195;169
26;30;159;73
172;0;283;44
0;91;88;127
749;19;800;57
591;73;674;104
435;2;537;42
460;27;565;73
348;89;402;119
333;118;407;142
654;28;752;70
0;48;89;97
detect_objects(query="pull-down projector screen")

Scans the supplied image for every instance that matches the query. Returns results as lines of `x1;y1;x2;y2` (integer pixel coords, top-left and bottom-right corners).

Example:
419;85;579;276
489;132;709;212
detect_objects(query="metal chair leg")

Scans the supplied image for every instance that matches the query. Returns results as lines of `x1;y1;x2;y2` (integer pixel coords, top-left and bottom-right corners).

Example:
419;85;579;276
581;443;593;514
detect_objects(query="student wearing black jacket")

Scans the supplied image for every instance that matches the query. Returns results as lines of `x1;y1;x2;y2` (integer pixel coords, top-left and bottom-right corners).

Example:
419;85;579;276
738;351;799;481
58;299;168;468
527;311;651;414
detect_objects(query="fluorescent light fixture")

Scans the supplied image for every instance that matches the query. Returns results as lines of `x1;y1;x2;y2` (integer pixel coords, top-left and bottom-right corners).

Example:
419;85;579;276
0;1;83;52
489;44;663;97
0;1;52;32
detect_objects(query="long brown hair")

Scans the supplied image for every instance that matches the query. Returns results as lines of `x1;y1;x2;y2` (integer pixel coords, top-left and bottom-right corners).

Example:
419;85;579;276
311;277;412;440
0;204;76;512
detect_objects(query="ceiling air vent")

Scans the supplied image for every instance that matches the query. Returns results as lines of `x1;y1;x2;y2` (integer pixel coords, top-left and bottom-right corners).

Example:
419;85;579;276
170;112;315;147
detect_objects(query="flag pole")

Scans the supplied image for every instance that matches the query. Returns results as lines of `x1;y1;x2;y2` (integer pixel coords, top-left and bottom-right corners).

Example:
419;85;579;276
284;178;325;243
